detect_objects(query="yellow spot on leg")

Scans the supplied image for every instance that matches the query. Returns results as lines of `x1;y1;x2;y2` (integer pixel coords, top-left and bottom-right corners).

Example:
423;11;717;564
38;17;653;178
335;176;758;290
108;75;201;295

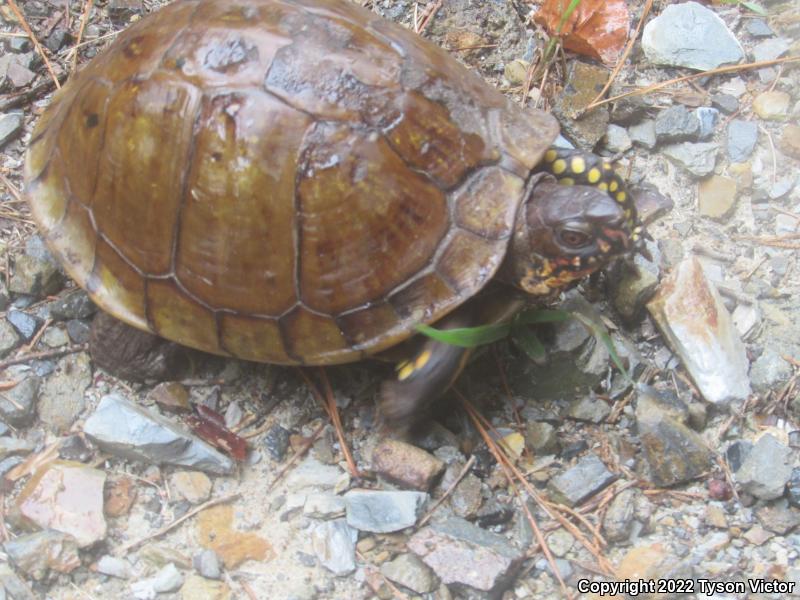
397;362;415;381
609;179;619;192
616;191;627;203
544;149;558;162
570;156;586;174
414;349;432;370
587;168;601;184
551;159;567;174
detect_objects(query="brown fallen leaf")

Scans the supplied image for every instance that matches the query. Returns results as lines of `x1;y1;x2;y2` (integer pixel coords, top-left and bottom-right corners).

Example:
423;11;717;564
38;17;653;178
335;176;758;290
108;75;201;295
104;476;137;517
184;405;248;462
534;0;630;65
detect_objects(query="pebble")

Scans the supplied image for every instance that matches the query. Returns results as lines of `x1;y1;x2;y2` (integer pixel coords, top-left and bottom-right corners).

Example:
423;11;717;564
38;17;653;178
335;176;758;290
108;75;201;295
371;439;445;491
65;318;91;343
647;257;751;404
711;93;739;114
735;433;793;500
752;91;790;120
628;119;657;149
131;563;184;599
37;352;92;433
303;493;346;519
83;394;235;475
344;489;428;533
705;504;728;529
637;414;713;487
787;468;800;508
567;395;611;423
552;61;609;150
698;175;738;220
147;381;191;413
0;563;36;600
603;488;638;542
743;525;773;546
751;37;790;62
7;310;42;341
548;453;616;506
0;319;21;357
170;471;212;504
6;61;35;88
779;124;800;159
610;262;659;322
9;255;64;298
524;421;559;454
42;326;69;347
731;303;760;340
726;119;758;162
11;461;107;547
285;456;344;492
642;2;744;70
263;424;291;461
49;289;95;320
0;112;24;148
655;105;701;143
193;549;222;580
3;530;81;580
604;124;632;153
311;518;358;576
750;347;793;394
380;553;438;594
755;500;800;535
0;374;41;428
661;142;718;177
408;516;525;593
746;19;773;37
449;473;483;519
95;555;135;579
108;0;144;22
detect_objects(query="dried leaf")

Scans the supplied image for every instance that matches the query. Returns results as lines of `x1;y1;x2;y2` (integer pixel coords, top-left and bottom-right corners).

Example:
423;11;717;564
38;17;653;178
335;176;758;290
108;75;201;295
104;476;137;517
185;406;248;462
534;0;630;65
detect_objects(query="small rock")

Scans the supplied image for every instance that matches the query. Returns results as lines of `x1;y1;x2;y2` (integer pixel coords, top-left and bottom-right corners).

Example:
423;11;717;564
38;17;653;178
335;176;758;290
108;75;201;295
344;489;428;533
181;575;231;600
193;549;222;580
552;61;609;150
0;112;24;148
408;516;524;593
66;319;91;344
372;439;445;491
752;91;790;120
548;453;616;506
11;460;107;547
743;525;773;546
751;37;790;62
705;504;728;529
108;0;144;22
524;421;559;454
661;142;717;177
311;518;358;576
567;395;611;423
449;473;483;519
546;529;574;557
196;504;272;568
616;542;684;581
711;93;739;114
735;433;793;500
647;257;751;404
698;175;738;220
37;352;92;433
628;119;657;150
755;499;800;535
726;120;758;162
83;394;235;475
0;319;21;357
95;555;135;579
642;2;744;71
503;59;529;86
263;424;291;461
655;105;701;143
602;488;638;542
7;310;42;341
6;61;35;88
131;563;184;599
303;493;346;519
0;436;35;460
779;124;800;159
381;553;438;594
637;415;713;487
104;476;137;517
731;303;760;340
695;107;718;139
0;375;41;428
9;37;30;52
604;124;632;153
10;255;64;298
787;468;800;508
725;440;752;472
3;530;81;580
746;19;773;37
147;381;191;413
49;289;95;320
610;262;659;322
42;326;69;347
170;471;212;504
44;28;71;53
750;348;792;394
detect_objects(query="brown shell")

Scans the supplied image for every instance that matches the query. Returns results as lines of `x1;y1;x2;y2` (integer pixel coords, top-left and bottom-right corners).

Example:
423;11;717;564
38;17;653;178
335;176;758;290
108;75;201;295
25;0;558;365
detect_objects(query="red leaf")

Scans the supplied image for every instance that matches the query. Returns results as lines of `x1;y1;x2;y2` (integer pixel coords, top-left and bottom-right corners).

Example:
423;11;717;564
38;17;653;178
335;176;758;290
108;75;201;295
185;406;248;462
534;0;630;65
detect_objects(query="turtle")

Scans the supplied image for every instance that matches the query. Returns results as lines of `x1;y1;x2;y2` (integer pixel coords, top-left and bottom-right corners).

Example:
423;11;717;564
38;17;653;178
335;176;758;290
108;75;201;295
24;0;645;429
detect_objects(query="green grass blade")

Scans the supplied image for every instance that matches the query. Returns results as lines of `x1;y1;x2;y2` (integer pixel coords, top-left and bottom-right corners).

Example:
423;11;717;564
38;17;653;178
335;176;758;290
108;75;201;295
416;322;511;348
511;327;547;362
741;1;767;15
556;0;583;34
514;308;573;325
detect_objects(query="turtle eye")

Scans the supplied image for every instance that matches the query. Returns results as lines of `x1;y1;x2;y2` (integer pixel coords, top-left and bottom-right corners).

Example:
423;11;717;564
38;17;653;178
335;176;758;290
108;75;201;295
558;228;591;248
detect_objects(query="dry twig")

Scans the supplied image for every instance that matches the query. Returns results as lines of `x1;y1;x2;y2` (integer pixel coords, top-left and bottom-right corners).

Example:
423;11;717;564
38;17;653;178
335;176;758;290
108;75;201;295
6;0;61;90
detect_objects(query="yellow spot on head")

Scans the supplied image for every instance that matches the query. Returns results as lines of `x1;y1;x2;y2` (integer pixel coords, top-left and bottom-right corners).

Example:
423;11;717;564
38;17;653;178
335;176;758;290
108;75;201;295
616;191;627;203
587;168;601;184
414;349;432;370
602;162;612;170
570;156;586;174
552;159;567;174
598;182;608;192
609;179;618;192
397;362;415;381
544;149;558;162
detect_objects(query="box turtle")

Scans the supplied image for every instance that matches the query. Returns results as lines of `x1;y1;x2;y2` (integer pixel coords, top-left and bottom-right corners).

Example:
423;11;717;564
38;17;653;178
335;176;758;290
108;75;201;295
25;0;644;426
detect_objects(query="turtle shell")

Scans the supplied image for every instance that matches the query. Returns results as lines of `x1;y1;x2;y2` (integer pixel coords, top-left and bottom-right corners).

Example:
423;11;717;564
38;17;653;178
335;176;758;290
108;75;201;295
25;0;559;365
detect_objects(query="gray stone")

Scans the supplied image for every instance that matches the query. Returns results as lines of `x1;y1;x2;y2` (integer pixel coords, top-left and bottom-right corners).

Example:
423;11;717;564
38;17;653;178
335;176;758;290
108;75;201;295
95;555;134;579
735;434;793;500
285;457;343;491
548;453;616;506
604;124;632;153
344;489;427;533
753;91;790;120
49;290;95;320
381;553;438;594
44;28;71;53
552;61;609;151
4;530;80;581
0;319;21;357
9;37;30;52
449;473;483;519
6;61;35;88
6;310;42;341
750;348;793;394
0;436;35;460
755;499;800;535
787;468;800;509
408;516;525;593
746;19;773;37
642;2;744;71
263;424;290;461
303;494;346;519
0;112;24;148
698;175;738;221
603;488;639;542
751;37;790;62
661;142;717;177
647;258;751;404
524;421;559;454
610;263;659;322
131;563;183;598
83;394;235;475
0;375;41;428
311;518;357;576
38;352;92;433
66;319;91;344
567;395;611;423
727;120;758;162
711;93;738;115
628;119;657;150
655;105;701;143
695;107;719;140
193;549;222;580
637;414;713;487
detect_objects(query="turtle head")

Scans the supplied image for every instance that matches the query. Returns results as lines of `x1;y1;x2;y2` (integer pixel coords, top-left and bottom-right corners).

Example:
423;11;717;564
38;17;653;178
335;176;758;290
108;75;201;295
504;175;641;297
